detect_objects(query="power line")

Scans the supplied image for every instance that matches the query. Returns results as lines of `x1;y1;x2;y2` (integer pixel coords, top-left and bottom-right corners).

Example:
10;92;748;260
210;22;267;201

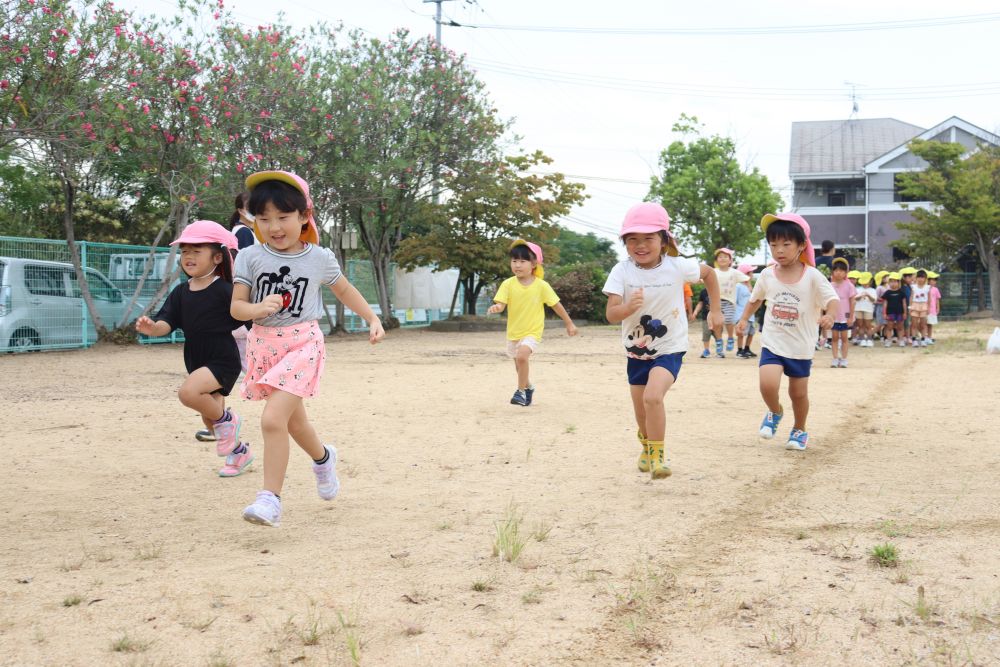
451;12;1000;36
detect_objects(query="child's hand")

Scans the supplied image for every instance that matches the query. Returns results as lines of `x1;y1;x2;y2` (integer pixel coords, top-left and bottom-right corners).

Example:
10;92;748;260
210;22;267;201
735;319;747;336
258;294;284;318
818;313;834;330
626;288;644;313
566;322;578;337
706;309;723;332
135;316;156;335
487;303;504;315
368;318;385;345
848;315;855;327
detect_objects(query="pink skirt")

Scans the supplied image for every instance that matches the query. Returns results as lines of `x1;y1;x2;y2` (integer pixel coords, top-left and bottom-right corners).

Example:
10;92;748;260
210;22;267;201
241;320;325;400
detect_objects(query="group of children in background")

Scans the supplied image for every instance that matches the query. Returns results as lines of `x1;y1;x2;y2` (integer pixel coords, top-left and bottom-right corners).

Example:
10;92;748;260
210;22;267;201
141;170;946;521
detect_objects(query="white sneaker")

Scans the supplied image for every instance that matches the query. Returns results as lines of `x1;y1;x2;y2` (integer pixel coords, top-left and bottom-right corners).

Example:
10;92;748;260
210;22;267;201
921;339;929;347
912;340;919;348
883;339;891;348
312;445;340;500
898;340;906;348
840;358;848;368
831;358;840;368
242;491;281;527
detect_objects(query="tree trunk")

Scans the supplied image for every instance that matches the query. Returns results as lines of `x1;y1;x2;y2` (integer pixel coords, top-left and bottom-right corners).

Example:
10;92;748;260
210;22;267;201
447;272;461;319
371;251;399;329
119;212;177;327
139;202;189;318
972;230;1000;317
988;252;1000;319
60;175;107;338
332;244;347;334
462;275;476;315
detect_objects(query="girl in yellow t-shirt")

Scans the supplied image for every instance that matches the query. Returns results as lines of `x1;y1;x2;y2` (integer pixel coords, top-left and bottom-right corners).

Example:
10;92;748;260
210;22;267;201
489;240;578;406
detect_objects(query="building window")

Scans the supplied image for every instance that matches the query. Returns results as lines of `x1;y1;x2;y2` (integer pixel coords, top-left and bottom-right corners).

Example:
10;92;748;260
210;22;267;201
827;192;846;207
893;174;921;203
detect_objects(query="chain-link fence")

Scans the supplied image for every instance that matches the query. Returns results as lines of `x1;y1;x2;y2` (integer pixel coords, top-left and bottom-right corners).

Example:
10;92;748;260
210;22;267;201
0;235;461;353
936;272;993;318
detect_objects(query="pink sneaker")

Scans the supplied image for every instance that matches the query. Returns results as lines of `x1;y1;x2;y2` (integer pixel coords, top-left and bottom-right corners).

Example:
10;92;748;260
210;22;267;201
218;443;253;477
214;410;242;456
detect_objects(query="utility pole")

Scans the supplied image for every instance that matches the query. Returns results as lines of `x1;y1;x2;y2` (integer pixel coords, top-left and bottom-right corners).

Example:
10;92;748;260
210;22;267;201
424;0;455;204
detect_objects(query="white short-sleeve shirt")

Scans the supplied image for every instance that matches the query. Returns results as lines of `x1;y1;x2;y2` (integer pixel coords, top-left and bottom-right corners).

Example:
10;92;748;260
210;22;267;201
603;256;701;359
751;265;839;360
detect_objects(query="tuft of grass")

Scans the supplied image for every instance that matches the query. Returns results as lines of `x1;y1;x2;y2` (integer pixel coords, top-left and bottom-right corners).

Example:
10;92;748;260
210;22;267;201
62;595;83;607
870;543;900;568
472;579;495;592
207;648;236;667
492;503;527;563
401;622;424;637
110;633;151;653
795;530;809;541
336;609;362;666
134;543;163;561
891;569;910;585
914;585;932;621
436;520;453;531
878;519;909;538
521;587;543;605
531;520;553;542
59;556;85;572
564;425;577;434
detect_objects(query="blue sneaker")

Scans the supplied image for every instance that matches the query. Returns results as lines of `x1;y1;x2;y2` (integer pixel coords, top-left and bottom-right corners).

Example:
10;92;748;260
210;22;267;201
785;428;809;451
700;349;711;359
726;337;735;352
525;385;535;405
758;410;783;439
715;340;725;358
510;389;528;406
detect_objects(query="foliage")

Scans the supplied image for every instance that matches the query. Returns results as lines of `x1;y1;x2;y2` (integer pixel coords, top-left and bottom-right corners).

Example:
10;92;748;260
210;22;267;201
550;227;618;272
547;261;608;322
396;150;586;315
648;114;783;262
896;140;1000;317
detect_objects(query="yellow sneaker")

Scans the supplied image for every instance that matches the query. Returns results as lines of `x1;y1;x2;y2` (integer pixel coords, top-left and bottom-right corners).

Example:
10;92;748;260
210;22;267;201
648;440;672;479
636;431;651;472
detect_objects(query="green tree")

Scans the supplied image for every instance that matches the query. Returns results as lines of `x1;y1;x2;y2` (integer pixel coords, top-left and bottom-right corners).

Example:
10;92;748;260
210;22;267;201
896;139;1000;318
395;151;586;315
648;114;783;261
549;228;618;272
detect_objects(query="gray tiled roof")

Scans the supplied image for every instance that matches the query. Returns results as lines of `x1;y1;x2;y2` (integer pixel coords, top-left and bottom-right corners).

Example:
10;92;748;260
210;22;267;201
790;118;925;176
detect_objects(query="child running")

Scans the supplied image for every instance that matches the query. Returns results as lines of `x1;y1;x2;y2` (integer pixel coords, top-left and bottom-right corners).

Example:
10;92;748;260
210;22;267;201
736;212;838;451
713;247;749;357
488;240;578;406
829;258;856;367
135;220;253;477
231;171;384;527
853;272;877;347
604;203;722;478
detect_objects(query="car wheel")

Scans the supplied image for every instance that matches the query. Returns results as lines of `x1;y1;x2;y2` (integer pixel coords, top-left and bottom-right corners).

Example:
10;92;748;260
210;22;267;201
9;327;40;352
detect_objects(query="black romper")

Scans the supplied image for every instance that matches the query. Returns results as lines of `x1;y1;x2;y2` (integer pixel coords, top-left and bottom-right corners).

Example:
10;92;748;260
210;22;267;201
154;279;248;396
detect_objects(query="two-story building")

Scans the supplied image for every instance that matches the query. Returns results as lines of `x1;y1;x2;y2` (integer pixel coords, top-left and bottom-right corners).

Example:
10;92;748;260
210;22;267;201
789;116;999;265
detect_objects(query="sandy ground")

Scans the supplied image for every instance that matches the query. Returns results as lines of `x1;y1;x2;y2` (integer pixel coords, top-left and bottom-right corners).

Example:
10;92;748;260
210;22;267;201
1;320;999;666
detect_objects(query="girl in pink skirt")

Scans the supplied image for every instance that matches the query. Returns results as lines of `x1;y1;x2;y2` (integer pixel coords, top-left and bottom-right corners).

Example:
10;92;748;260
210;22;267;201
231;171;385;527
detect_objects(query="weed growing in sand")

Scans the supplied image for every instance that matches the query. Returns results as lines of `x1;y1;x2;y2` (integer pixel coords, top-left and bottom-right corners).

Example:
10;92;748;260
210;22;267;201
492;503;527;563
764;623;806;655
795;530;808;540
564;425;577;434
62;595;83;607
610;561;675;649
300;609;327;647
870;543;900;568
336;608;362;666
401;622;424;637
472;579;495;592
892;569;910;585
913;585;933;621
59;556;85;572
436;520;453;531
879;520;910;538
134;543;164;561
110;633;151;653
207;648;236;667
531;520;553;542
521;587;544;605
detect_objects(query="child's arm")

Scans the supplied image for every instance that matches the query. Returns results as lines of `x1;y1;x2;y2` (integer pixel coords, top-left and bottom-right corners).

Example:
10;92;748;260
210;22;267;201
330;278;385;344
550;301;578;336
848;293;856;326
605;288;643;323
135;316;172;338
699;264;723;331
231;283;283;321
819;298;838;330
488;302;506;314
735;299;762;336
691;301;703;319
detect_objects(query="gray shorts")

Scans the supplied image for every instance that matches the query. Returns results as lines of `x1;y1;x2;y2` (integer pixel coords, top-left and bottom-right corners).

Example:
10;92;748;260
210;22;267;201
721;300;737;325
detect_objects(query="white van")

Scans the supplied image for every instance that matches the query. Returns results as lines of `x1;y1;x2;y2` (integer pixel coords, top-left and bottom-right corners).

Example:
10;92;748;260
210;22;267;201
0;257;145;351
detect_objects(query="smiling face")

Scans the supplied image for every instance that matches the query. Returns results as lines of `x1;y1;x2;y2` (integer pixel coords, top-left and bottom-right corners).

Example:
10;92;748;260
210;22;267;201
715;252;733;269
254;201;309;252
623;232;666;268
179;243;222;279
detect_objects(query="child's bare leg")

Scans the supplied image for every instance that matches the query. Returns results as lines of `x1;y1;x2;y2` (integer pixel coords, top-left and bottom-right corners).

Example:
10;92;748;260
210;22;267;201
839;331;849;359
514;346;532;390
178;368;225;422
725;323;735;341
629;385;646;436
758;364;783;414
737;333;745;349
287;400;325;460
787;376;809;430
640;368;674;442
260;390;304;495
746;333;755;349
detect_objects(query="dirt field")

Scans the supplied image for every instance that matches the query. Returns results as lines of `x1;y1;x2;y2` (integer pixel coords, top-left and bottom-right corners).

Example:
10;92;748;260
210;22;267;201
1;320;999;666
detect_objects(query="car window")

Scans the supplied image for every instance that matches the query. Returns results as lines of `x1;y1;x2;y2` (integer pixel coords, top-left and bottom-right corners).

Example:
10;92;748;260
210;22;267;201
83;270;117;301
0;261;6;284
24;265;70;297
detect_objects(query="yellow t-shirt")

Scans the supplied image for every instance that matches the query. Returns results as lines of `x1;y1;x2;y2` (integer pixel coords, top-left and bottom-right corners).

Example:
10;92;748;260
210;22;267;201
494;276;560;341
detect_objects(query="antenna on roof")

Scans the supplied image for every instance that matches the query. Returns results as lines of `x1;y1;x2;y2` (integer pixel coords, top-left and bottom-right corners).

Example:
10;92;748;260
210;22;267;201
845;81;861;116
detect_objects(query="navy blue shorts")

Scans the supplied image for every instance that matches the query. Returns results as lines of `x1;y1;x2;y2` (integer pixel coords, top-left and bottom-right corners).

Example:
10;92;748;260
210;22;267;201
832;322;850;331
759;347;811;378
627;352;685;385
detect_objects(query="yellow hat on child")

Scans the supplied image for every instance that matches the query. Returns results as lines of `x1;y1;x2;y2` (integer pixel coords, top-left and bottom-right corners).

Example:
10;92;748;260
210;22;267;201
874;270;889;284
926;270;940;279
858;271;872;285
847;269;861;279
899;266;918;275
888;272;902;281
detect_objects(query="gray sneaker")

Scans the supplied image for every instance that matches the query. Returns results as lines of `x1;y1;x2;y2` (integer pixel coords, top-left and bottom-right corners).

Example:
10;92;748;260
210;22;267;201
195;429;217;442
312;445;340;501
242;491;281;527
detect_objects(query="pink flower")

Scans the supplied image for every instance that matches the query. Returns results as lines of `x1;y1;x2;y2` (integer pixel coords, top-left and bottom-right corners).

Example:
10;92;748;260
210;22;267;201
0;80;7;89
46;50;56;59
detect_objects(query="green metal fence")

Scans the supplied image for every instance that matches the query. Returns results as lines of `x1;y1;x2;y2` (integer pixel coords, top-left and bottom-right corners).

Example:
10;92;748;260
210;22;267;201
935;272;993;318
0;235;456;353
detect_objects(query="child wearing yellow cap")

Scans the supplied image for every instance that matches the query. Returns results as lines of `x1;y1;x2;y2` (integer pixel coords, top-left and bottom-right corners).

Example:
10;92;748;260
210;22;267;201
879;273;908;346
874;270;890;341
909;270;932;346
854;272;877;347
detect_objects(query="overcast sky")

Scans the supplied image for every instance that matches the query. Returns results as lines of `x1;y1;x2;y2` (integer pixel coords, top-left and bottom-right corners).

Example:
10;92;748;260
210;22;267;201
129;0;1000;254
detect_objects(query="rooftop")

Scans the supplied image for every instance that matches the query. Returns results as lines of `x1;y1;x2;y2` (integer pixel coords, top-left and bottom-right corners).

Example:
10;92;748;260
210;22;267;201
790;118;924;176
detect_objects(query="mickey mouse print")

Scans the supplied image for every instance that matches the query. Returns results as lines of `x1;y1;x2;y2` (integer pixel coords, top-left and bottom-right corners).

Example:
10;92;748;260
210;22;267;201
254;266;309;320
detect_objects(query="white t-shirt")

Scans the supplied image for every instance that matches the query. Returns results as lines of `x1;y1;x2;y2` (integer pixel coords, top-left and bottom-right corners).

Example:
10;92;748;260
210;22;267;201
603;256;701;359
751;265;839;360
910;284;930;305
854;286;877;314
715;267;749;304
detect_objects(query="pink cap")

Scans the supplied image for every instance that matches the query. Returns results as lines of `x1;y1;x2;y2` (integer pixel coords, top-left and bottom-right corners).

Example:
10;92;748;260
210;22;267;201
245;170;320;245
170;219;238;249
760;212;816;266
510;239;544;278
737;263;754;275
619;202;678;256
